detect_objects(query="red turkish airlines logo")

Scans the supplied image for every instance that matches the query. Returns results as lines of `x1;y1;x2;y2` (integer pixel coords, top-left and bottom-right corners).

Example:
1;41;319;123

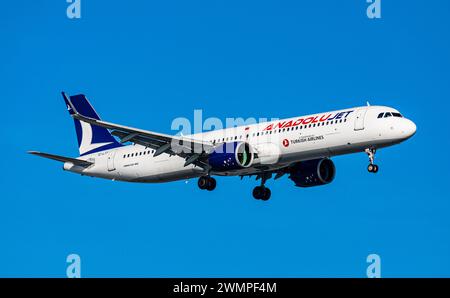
282;139;289;147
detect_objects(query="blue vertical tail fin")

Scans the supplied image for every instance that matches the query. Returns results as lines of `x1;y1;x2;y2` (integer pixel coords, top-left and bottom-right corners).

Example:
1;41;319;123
62;92;123;156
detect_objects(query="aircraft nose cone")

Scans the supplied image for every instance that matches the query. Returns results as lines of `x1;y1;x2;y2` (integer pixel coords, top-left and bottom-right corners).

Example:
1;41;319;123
403;119;417;138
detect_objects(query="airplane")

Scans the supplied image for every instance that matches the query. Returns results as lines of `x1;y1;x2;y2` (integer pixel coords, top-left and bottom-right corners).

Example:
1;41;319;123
29;92;417;201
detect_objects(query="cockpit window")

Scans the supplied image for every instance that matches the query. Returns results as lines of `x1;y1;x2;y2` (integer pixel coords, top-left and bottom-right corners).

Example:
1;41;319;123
378;111;403;119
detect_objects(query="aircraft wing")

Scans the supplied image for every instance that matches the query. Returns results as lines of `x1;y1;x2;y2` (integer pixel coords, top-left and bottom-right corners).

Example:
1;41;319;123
64;94;213;169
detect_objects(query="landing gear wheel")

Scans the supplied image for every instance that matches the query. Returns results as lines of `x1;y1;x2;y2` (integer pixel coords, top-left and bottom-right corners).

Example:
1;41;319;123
198;176;209;190
253;186;264;200
367;164;379;173
198;176;217;191
372;165;379;173
261;188;271;201
206;177;216;191
253;186;271;201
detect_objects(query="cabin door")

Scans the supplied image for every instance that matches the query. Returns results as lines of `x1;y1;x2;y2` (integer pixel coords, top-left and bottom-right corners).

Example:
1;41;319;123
107;151;116;171
354;108;367;131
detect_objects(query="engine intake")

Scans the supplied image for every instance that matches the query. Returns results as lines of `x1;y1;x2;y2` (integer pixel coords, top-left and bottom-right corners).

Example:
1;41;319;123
208;142;254;171
289;158;335;187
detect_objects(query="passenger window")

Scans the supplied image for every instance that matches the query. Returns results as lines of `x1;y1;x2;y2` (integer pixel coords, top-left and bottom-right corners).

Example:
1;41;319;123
377;113;384;118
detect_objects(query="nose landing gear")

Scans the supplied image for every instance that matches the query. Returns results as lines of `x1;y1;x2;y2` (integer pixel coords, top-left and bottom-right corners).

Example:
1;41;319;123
365;148;379;173
198;176;216;191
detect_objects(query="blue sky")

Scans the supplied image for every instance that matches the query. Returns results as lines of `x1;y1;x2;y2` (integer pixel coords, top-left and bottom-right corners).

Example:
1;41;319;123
1;0;450;277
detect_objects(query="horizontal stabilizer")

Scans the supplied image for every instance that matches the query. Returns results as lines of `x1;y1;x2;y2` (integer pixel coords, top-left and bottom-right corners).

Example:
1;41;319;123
28;151;93;167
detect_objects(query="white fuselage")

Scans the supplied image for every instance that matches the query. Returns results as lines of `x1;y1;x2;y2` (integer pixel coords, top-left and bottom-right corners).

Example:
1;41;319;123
64;105;416;182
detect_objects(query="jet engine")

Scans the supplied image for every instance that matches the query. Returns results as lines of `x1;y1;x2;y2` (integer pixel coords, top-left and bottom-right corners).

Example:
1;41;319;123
289;158;335;187
208;142;254;171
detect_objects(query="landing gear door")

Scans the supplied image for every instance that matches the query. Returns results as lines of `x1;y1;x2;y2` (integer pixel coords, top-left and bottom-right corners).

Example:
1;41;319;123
354;108;368;131
107;151;116;171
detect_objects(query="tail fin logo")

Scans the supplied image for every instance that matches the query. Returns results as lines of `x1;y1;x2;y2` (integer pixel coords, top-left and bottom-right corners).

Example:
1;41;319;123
79;121;113;155
63;92;123;156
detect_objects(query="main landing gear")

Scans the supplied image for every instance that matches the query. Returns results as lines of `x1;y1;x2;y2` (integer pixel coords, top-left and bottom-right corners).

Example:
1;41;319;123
253;186;271;201
365;147;379;173
253;174;271;201
198;176;216;191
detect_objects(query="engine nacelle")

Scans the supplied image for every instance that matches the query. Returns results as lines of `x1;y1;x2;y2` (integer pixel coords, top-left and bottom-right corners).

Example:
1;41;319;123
253;143;280;165
208;142;254;171
289;158;335;187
